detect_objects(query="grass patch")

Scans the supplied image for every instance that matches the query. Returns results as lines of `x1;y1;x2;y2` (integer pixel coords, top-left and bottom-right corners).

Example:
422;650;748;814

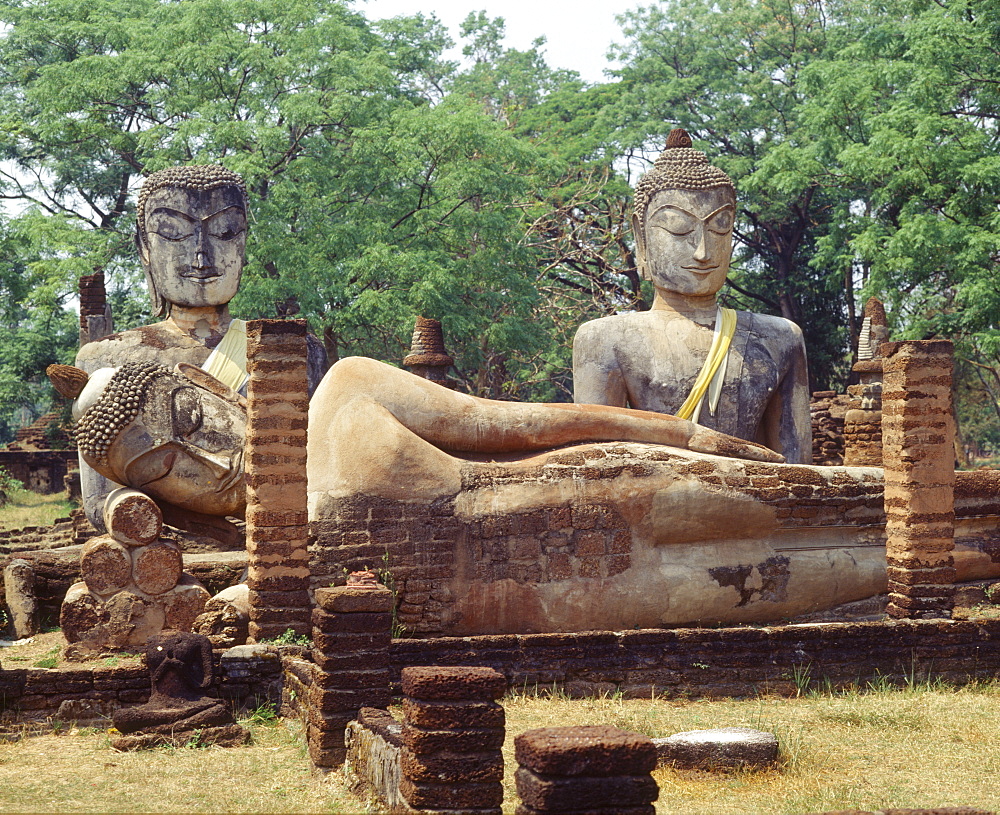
0;488;74;531
0;679;998;811
0;718;357;813
499;682;1000;813
0;632;144;670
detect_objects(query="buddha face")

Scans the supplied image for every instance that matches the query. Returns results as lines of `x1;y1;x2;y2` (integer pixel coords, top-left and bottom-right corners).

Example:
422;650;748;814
99;372;246;517
634;187;735;298
139;185;247;312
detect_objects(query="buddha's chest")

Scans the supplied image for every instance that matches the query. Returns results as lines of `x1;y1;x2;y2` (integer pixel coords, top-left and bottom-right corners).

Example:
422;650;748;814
618;320;783;438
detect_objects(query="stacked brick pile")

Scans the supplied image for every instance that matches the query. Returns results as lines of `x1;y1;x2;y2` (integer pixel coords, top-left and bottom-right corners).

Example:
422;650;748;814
245;319;311;641
400;666;506;813
514;725;658;814
843;362;884;467
844;296;890;467
882;340;956;619
810;391;850;465
78;271;113;346
402;316;454;386
4;412;74;452
308;583;392;768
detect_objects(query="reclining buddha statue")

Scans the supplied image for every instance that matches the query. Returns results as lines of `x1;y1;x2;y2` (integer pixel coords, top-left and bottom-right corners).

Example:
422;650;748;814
51;153;1000;638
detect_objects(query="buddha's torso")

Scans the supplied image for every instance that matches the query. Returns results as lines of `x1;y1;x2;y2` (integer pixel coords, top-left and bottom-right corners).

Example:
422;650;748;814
75;322;216;374
573;309;799;443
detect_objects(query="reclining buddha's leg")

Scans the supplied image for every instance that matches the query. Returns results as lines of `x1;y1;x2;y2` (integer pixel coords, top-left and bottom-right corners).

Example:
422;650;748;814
315;357;782;463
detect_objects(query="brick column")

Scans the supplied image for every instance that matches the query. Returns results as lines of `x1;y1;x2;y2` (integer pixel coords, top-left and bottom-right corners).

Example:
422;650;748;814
245;319;311;641
882;340;956;619
308;584;392;768
514;726;658;814
78;271;113;347
400;666;506;813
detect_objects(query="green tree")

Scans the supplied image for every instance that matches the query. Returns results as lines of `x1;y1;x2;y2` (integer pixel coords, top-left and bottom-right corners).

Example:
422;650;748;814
610;0;854;391
0;0;550;406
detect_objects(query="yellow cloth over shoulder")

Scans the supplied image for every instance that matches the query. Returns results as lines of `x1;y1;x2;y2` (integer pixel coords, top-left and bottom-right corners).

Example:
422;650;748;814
201;319;248;393
675;307;736;423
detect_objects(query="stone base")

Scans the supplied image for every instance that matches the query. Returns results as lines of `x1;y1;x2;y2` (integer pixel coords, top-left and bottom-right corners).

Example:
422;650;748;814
652;727;780;771
60;574;210;648
111;722;250;751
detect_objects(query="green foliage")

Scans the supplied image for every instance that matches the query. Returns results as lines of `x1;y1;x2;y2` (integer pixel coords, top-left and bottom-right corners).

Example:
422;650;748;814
264;628;311;647
0;467;23;497
0;0;558;405
0;0;998;449
243;701;279;727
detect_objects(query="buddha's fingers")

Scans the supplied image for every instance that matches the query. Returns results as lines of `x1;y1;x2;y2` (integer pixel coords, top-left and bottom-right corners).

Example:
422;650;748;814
688;426;785;464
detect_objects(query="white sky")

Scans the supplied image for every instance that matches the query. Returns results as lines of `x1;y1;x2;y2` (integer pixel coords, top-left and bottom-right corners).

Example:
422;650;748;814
355;0;642;84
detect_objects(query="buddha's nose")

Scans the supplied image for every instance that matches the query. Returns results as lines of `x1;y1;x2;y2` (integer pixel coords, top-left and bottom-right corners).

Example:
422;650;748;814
693;227;711;262
193;227;214;269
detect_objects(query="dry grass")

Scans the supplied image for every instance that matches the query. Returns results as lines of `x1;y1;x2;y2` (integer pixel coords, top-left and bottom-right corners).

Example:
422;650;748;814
0;489;74;531
0;631;145;670
500;683;1000;814
0;716;359;813
0;680;998;812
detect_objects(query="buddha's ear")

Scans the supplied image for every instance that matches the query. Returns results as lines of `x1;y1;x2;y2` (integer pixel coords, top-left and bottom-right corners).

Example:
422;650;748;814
136;228;167;318
632;212;647;280
174;363;247;411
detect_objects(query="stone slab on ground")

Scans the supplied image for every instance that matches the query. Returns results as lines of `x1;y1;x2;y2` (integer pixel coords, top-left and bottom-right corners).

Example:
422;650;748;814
653;727;779;771
111;722;250;751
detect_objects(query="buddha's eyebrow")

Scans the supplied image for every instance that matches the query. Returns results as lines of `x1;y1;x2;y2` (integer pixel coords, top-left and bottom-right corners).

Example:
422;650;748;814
705;203;735;220
650;204;697;219
147;205;244;223
650;203;734;221
149;207;195;223
201;205;243;222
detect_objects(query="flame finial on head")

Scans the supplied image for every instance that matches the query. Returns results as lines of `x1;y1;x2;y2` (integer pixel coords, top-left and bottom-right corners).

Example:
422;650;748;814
47;364;89;399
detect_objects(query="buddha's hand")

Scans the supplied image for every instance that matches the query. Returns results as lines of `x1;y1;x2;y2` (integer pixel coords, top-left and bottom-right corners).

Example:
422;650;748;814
688;426;785;464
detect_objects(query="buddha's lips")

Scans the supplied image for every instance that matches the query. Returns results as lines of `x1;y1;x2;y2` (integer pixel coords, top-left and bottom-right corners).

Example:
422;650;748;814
180;269;223;280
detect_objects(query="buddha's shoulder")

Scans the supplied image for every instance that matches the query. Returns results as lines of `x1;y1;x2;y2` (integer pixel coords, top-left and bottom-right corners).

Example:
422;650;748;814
575;311;659;340
741;311;805;345
76;324;209;373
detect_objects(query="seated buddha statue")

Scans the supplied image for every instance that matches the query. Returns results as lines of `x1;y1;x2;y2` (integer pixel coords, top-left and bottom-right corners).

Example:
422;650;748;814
573;129;812;464
74;165;325;533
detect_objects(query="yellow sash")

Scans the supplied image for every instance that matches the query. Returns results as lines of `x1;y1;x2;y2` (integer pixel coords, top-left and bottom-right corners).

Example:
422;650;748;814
676;307;736;422
202;319;248;393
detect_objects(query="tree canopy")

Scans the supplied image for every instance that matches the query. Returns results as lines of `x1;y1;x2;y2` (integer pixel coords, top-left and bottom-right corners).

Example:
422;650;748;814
1;0;999;455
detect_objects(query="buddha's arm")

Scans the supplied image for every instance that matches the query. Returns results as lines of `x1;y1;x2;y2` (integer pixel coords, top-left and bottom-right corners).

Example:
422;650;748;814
572;320;628;408
321;357;783;463
760;326;812;465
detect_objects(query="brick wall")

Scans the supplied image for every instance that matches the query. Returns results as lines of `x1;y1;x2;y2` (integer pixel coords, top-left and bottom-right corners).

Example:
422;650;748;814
389;619;1000;698
0;645;299;723
0;451;76;495
245;319;311;641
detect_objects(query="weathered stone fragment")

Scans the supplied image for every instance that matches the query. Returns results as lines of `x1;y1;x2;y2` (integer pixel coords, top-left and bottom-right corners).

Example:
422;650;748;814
3;558;38;638
652;727;779;771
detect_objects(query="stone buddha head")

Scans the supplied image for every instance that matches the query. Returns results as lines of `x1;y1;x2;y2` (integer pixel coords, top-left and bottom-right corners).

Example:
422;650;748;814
136;165;248;318
67;362;247;517
632;129;736;299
